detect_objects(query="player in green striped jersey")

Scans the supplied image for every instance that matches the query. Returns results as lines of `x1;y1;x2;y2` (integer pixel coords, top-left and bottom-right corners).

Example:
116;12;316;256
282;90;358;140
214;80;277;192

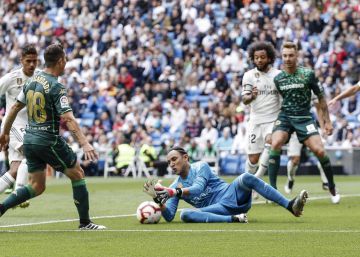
0;44;106;229
267;42;340;204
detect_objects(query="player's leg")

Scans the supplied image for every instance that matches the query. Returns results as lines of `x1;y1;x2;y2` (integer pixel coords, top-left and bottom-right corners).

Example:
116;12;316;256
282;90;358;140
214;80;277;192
255;122;275;178
316;161;329;190
236;172;308;217
284;133;302;194
16;159;30;208
303;134;340;203
56;140;105;229
15;159;28;190
245;121;262;174
0;134;24;193
268;130;289;189
0;161;19;193
0;162;43;217
180;203;236;223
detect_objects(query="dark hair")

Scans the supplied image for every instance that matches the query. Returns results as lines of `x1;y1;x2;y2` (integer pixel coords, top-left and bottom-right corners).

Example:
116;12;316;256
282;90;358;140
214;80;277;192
167;146;187;155
44;44;64;67
21;44;37;57
247;41;276;65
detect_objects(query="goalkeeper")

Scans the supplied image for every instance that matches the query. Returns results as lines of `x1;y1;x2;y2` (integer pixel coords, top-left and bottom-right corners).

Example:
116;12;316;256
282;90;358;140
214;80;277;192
144;146;308;223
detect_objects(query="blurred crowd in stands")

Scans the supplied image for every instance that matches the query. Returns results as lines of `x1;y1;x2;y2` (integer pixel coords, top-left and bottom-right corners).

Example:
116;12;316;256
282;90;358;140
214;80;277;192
0;0;359;176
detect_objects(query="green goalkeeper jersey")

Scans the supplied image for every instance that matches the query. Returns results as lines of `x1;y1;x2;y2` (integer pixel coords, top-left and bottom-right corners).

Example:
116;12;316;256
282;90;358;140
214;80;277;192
17;71;72;146
274;67;324;116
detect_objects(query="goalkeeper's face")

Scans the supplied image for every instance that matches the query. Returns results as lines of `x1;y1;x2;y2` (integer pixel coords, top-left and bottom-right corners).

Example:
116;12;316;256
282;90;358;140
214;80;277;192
253;50;270;72
167;150;189;176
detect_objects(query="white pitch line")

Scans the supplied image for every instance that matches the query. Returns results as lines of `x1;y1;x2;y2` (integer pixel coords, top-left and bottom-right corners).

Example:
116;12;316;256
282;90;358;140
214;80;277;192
0;229;360;234
0;193;359;229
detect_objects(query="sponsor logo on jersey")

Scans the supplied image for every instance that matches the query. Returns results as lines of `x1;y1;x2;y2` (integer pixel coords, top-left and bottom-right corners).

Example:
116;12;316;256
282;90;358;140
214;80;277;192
17;78;23;85
279;84;304;90
60;96;70;108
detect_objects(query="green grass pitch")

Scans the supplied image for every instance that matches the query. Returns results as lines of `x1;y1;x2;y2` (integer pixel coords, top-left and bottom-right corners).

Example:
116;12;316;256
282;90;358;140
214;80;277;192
0;175;359;257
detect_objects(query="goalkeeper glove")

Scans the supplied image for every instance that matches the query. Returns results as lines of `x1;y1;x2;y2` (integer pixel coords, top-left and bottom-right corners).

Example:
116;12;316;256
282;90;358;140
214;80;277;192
143;178;158;198
154;187;183;205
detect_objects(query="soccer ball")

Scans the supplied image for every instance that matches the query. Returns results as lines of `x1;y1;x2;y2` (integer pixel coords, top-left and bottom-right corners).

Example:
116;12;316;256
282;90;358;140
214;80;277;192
136;201;162;224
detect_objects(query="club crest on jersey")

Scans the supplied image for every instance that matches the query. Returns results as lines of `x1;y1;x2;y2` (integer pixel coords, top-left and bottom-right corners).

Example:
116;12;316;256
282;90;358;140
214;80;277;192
255;72;260;78
60;96;70;108
275;120;281;126
17;78;23;85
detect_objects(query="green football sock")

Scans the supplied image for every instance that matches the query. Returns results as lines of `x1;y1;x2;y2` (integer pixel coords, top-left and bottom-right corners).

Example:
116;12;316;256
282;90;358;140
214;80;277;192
318;155;335;190
72;179;90;224
1;185;36;214
268;149;281;189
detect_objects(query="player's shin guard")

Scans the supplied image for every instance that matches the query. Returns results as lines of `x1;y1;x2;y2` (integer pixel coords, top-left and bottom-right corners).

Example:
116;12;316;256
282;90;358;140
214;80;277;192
245;159;258;174
317;155;335;194
238;173;289;208
0;172;15;193
72;179;90;224
287;160;298;181
268;149;281;189
0;185;36;215
255;144;270;178
15;159;28;190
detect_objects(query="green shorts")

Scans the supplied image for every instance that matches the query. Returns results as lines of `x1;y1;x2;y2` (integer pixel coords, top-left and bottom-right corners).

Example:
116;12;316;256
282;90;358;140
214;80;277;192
23;137;77;173
273;112;319;143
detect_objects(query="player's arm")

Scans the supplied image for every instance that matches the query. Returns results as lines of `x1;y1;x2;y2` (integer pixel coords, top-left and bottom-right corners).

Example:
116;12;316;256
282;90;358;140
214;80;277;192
151;163;211;205
160;196;180;222
310;71;333;135
328;82;360;108
61;111;98;162
316;95;333;135
241;72;257;105
0;101;25;151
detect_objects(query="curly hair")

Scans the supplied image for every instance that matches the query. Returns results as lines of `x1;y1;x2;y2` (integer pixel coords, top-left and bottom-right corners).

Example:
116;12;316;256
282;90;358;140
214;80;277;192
247;41;276;65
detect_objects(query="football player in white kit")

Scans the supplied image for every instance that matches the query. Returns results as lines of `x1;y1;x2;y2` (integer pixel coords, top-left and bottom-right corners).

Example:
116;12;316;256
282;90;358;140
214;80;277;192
0;44;38;208
242;41;281;180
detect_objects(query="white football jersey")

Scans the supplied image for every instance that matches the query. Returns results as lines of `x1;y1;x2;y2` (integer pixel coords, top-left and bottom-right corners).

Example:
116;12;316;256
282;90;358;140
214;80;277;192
0;68;34;128
242;67;282;124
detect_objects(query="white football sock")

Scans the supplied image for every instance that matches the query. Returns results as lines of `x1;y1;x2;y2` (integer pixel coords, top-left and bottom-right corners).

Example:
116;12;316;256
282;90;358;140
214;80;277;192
255;145;270;178
15;159;28;190
245;159;258;174
0;172;15;193
287;160;298;181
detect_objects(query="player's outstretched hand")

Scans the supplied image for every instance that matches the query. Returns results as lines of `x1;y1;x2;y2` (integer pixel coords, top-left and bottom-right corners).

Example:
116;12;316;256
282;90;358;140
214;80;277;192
0;133;9;151
82;142;98;162
143;178;158;198
324;122;333;136
328;99;337;109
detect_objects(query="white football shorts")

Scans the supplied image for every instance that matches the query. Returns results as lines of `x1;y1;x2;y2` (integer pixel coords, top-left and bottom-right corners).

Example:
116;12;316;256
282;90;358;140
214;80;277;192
8;126;26;163
246;121;274;154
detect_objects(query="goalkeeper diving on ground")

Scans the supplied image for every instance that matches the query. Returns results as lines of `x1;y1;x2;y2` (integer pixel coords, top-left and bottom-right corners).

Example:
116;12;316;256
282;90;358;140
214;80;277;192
144;146;308;223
